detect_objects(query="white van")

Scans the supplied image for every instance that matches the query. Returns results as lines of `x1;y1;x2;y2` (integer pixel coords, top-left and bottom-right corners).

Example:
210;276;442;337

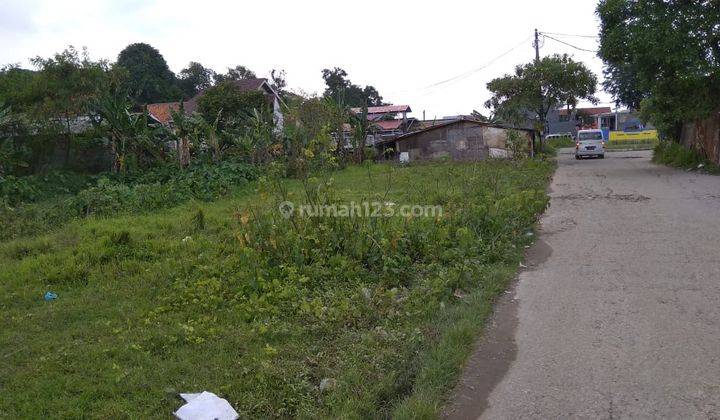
575;129;605;159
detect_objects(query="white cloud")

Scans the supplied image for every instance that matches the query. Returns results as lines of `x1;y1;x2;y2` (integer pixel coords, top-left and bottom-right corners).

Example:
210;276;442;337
0;0;612;116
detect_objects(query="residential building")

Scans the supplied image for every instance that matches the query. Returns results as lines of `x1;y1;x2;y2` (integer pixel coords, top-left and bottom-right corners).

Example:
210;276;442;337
546;106;612;137
147;78;284;129
340;105;418;148
376;118;536;161
595;109;653;132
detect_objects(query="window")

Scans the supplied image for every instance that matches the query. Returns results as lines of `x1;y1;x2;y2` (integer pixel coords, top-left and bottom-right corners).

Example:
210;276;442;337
559;114;570;122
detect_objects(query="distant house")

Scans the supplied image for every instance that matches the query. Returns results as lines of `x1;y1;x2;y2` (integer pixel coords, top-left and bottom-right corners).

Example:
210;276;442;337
147;78;284;129
376;118;536;162
546;106;612;136
338;105;418;148
595;109;654;132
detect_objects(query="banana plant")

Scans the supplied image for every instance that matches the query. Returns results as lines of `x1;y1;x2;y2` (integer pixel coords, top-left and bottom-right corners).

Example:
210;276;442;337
92;94;161;173
169;102;194;168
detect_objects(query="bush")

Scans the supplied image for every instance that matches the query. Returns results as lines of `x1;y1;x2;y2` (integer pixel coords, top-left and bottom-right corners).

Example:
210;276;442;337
0;171;97;205
653;141;720;173
0;161;259;241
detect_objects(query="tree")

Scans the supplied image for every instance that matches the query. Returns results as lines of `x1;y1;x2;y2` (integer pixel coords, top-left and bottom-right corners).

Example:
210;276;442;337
116;43;181;104
321;67;386;107
269;69;287;98
197;80;269;130
597;0;720;137
485;54;598;137
178;62;216;98
30;47;111;164
215;65;257;83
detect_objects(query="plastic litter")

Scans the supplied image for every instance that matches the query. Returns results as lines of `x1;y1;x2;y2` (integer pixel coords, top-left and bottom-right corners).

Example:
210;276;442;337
44;292;58;301
174;391;238;420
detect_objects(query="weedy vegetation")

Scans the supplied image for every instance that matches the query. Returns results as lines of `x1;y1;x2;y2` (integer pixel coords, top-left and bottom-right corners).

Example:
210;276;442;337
653;141;720;174
0;159;554;418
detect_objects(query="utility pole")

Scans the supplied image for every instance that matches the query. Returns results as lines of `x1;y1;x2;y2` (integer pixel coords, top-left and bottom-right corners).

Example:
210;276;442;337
532;28;541;157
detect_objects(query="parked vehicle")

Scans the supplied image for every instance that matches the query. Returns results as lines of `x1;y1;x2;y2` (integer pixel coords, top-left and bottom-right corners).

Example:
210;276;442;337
546;132;574;141
575;129;605;159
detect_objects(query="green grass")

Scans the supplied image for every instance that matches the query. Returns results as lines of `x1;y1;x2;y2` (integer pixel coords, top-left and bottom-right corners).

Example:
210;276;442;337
606;139;658;151
652;141;720;174
0;159;555;418
545;136;575;149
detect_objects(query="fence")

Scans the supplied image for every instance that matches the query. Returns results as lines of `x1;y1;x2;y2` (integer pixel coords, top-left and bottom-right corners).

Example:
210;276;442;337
680;112;720;165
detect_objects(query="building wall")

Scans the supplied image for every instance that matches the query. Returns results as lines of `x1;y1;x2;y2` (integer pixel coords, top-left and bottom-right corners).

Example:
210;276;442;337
547;109;579;136
681;112;720;165
395;121;532;161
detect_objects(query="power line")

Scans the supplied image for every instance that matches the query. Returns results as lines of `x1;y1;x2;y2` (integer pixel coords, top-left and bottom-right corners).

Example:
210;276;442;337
541;31;598;39
421;35;533;89
542;34;598;53
387;35;533;97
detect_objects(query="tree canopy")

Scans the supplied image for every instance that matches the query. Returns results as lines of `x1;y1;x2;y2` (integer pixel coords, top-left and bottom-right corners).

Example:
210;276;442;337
485;54;598;131
197;80;269;130
178;61;216;98
116;42;181;104
597;0;720;136
321;67;385;108
215;65;257;84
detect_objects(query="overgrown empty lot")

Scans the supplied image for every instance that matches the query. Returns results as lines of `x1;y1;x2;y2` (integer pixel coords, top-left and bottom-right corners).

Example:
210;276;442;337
0;159;553;418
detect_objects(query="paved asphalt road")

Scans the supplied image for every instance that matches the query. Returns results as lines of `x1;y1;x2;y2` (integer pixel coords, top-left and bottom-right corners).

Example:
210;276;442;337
447;150;720;419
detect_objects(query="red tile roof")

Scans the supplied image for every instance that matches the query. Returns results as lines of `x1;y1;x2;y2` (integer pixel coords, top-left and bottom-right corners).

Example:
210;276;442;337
558;107;611;116
147;102;181;124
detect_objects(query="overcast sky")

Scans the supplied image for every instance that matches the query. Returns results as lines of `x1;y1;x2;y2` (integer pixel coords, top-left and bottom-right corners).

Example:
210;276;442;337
1;0;613;118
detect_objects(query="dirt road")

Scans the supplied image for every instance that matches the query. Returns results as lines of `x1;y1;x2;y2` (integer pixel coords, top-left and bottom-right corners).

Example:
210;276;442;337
446;150;720;419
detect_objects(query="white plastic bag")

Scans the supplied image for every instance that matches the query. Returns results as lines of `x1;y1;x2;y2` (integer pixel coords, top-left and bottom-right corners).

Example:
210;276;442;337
174;391;239;420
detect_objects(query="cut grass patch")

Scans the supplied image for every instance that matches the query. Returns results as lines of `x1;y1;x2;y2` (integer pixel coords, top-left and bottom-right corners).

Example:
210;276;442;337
0;159;555;418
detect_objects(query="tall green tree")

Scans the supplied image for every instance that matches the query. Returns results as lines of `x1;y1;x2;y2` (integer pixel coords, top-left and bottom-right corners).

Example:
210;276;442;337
321;67;385;107
485;54;598;135
178;61;216;98
30;47;111;164
597;0;720;137
116;43;181;104
215;65;257;83
197;80;269;130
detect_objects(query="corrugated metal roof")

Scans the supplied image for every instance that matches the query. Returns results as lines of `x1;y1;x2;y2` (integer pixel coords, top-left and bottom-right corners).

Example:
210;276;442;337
558;107;611;116
351;105;411;114
372;119;403;131
391;118;535;142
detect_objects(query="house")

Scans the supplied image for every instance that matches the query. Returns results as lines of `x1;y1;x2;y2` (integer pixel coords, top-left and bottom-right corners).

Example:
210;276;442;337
595;109;654;133
339;105;418;148
546;106;612;137
376;118;536;162
147;78;284;129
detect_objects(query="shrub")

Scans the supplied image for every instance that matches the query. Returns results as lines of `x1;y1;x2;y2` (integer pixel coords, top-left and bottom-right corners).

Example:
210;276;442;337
653;141;720;173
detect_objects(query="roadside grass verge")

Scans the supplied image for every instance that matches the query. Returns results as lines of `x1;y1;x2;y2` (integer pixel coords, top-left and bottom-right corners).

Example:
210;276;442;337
652;141;720;174
0;159;554;418
545;137;575;149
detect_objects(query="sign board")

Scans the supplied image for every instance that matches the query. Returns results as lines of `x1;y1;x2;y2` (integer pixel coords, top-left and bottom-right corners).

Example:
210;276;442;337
609;130;659;142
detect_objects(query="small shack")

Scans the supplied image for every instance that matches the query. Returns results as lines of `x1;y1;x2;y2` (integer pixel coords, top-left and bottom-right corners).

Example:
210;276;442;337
376;118;536;162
